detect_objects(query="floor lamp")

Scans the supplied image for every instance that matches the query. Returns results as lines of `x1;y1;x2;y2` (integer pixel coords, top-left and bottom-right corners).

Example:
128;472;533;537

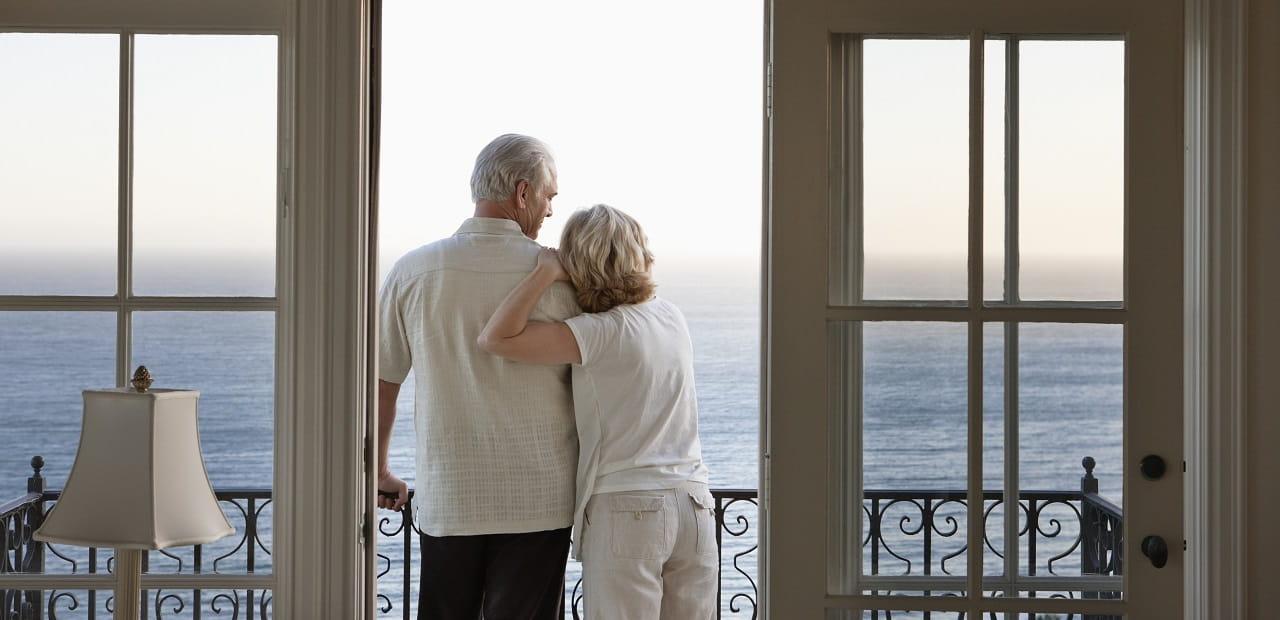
35;369;233;620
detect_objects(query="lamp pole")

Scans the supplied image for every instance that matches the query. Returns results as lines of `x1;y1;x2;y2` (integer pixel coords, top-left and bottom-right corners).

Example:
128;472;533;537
115;548;142;620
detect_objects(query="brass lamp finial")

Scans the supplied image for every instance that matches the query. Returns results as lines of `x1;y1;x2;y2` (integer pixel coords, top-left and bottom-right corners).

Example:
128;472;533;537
131;366;153;392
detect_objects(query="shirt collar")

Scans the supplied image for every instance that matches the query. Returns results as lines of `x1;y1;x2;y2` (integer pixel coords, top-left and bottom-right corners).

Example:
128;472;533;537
456;217;526;237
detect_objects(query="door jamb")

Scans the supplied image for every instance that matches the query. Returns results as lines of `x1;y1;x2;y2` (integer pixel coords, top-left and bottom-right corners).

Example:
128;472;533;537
1183;0;1248;618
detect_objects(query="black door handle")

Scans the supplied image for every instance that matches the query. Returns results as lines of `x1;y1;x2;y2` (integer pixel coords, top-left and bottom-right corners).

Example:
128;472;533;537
1140;454;1166;480
1141;535;1168;568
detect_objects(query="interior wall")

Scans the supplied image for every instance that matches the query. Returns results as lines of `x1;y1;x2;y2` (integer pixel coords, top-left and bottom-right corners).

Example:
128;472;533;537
1246;0;1280;616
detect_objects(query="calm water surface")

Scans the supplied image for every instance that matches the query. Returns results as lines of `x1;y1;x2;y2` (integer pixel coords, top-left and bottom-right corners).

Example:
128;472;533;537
0;265;1123;618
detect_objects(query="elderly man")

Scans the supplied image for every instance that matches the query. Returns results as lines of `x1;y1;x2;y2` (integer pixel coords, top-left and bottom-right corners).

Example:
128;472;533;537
377;134;580;619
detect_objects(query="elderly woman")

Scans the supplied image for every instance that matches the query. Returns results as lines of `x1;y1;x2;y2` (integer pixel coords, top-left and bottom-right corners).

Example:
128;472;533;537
478;204;715;619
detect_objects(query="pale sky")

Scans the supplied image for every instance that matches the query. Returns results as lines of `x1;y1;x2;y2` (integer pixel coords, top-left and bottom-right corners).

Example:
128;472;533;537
1;13;1124;299
0;34;277;258
377;0;765;281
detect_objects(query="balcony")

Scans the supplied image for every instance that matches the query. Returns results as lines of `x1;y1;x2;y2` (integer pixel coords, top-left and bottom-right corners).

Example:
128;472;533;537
3;457;1120;619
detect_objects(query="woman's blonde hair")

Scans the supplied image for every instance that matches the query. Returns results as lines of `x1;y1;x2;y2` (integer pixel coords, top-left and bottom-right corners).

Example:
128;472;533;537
559;204;656;313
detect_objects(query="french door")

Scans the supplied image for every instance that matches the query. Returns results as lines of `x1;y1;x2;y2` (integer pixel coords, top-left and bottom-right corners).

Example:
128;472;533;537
764;1;1183;617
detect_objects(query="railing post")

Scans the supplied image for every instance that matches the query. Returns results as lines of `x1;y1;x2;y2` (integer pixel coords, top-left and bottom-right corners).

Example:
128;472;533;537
714;495;723;620
402;503;412;620
1080;456;1102;619
870;498;880;578
1080;455;1099;495
1080;456;1099;575
26;456;46;620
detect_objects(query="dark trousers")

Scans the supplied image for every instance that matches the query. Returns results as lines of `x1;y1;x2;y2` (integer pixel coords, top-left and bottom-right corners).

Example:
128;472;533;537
418;526;571;620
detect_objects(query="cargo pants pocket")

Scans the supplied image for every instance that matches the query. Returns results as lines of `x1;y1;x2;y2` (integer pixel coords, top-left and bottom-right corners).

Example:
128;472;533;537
690;490;718;555
609;494;667;560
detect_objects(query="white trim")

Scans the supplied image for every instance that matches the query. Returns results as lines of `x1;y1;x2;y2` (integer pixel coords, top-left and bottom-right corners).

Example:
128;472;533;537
965;29;985;602
0;297;279;311
275;0;372;617
272;0;297;613
0;1;283;31
854;573;1124;592
1184;0;1248;617
758;2;773;618
116;31;134;387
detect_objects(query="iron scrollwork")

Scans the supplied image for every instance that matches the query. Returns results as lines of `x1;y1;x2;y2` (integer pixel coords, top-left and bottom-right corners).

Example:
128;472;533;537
3;455;1126;619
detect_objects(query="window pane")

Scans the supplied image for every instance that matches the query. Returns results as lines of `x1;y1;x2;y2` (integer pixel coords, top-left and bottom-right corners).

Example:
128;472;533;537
862;39;969;301
978;322;1123;600
131;311;275;575
132;35;277;297
1019;323;1122;501
1018;41;1124;301
143;496;272;577
131;311;274;489
983;323;1007;578
863;322;968;491
0;34;118;295
829;321;969;594
1019;322;1122;595
983;39;1007;302
0;312;116;493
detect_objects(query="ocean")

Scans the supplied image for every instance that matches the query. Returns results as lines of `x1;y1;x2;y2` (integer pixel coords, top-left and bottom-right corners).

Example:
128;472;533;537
0;264;1124;618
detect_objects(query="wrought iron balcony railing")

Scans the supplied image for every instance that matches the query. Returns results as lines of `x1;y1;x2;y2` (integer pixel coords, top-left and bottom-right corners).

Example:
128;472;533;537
3;456;1119;620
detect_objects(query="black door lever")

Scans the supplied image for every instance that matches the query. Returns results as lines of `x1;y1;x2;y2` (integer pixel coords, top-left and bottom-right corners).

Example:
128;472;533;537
1141;535;1168;568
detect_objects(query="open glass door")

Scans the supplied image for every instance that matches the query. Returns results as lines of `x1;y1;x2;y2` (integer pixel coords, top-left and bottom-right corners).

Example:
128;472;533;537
765;1;1183;617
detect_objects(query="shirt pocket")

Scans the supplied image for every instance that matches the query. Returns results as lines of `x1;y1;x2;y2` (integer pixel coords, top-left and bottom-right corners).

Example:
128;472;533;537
689;490;718;556
609;494;667;560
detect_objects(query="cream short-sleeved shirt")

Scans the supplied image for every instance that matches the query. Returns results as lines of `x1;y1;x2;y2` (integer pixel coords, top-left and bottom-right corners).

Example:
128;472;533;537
562;297;709;558
379;217;581;536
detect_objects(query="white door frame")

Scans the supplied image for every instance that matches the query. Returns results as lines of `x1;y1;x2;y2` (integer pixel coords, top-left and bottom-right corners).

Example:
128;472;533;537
0;1;378;617
280;0;375;616
1183;0;1248;617
761;0;1250;617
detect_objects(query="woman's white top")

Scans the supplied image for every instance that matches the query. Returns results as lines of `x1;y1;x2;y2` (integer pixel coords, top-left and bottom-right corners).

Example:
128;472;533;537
563;296;709;559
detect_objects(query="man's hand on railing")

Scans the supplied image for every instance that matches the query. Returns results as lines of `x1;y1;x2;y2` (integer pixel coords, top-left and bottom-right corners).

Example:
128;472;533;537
377;471;409;511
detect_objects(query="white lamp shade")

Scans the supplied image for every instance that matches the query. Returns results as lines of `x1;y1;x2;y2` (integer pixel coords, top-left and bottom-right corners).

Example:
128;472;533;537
34;388;234;549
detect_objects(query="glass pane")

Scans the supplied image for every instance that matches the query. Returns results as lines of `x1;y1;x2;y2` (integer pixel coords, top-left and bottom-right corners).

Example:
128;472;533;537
131;311;274;489
132;311;274;577
864;322;968;490
829;321;969;593
865;322;968;580
132;35;278;297
1018;41;1124;301
983;323;1006;578
0;312;115;494
145;493;272;576
862;39;969;301
0;34;118;295
983;39;1007;302
1019;323;1122;595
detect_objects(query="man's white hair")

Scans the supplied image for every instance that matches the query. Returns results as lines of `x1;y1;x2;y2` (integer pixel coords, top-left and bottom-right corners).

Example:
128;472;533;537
470;134;556;203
